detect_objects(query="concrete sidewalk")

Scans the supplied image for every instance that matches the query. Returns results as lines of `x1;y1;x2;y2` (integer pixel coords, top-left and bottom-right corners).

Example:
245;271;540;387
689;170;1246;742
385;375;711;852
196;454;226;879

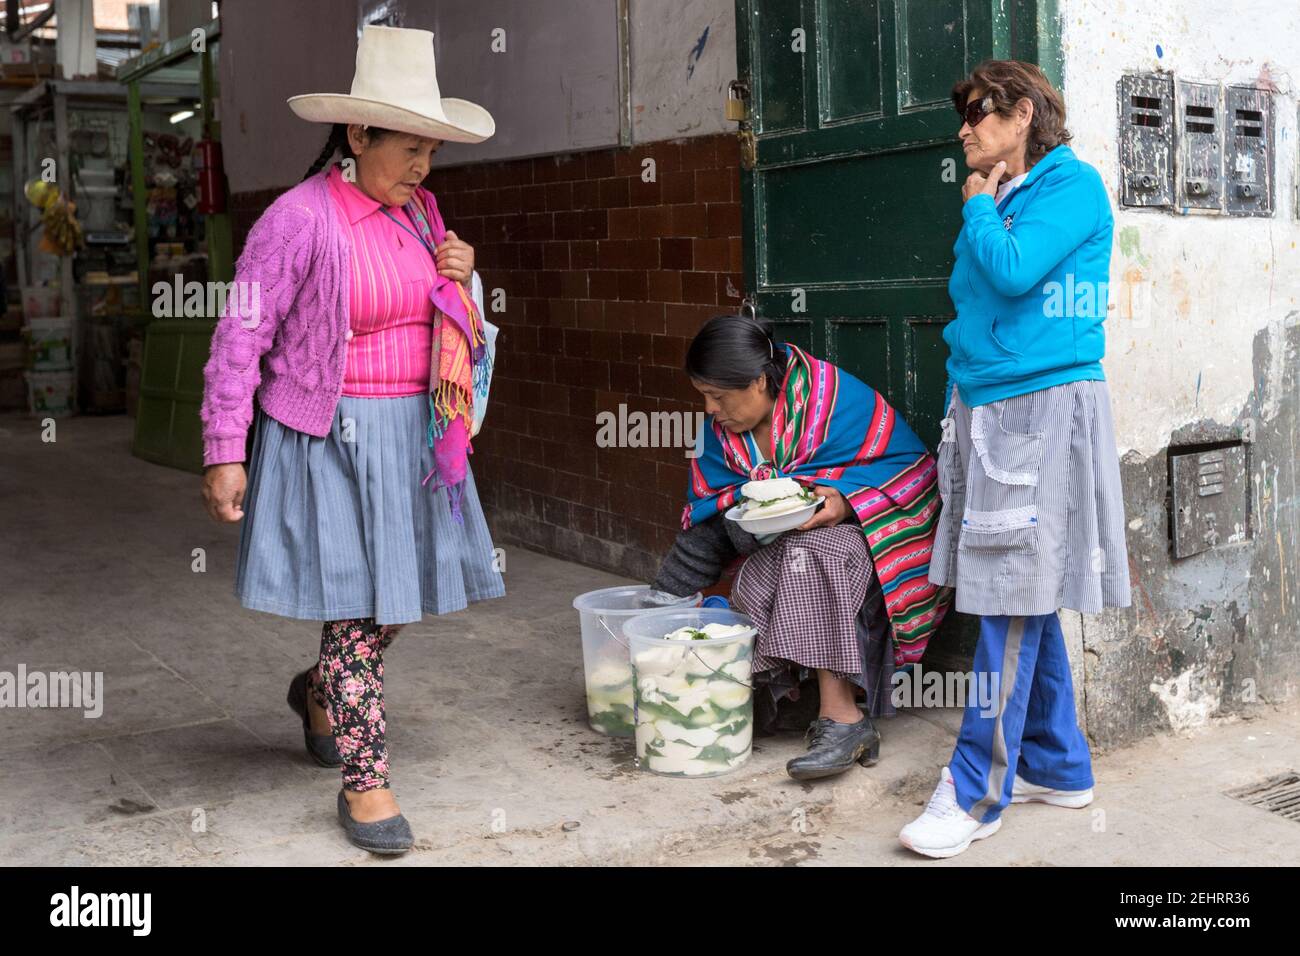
676;705;1300;866
2;412;1297;866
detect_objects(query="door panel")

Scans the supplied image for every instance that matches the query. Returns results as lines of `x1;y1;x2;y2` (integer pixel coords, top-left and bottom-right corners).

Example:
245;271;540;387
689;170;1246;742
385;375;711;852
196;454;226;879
753;1;809;133
897;0;980;111
826;317;890;392
817;0;883;123
759;148;960;287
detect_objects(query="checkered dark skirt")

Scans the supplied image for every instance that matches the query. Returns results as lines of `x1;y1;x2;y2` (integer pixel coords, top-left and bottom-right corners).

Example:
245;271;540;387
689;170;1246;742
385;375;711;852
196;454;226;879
732;525;895;718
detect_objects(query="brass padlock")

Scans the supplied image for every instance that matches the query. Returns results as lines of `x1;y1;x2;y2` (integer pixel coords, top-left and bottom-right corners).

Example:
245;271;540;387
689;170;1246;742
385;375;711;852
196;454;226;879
726;80;748;122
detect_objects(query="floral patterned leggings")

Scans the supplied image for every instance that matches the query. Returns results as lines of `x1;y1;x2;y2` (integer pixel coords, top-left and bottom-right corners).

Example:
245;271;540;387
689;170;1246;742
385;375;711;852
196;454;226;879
307;618;403;792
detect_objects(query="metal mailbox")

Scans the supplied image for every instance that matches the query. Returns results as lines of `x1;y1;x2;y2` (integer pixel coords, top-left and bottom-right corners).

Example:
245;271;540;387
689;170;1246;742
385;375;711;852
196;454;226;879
1177;80;1223;210
1170;443;1249;559
1225;85;1274;216
1119;73;1175;207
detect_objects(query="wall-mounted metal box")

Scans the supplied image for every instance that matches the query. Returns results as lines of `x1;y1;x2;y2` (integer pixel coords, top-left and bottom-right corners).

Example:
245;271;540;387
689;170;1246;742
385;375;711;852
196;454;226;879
1119;73;1174;207
1177;80;1223;210
1225;85;1274;216
1169;443;1249;559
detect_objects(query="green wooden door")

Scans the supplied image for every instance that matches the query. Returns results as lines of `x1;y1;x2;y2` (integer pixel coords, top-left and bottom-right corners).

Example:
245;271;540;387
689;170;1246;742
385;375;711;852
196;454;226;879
736;0;1060;451
133;318;217;474
735;0;1061;666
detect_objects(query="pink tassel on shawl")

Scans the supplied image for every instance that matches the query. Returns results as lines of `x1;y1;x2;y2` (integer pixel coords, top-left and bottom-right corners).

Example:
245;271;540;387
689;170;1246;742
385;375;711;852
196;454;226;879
421;414;470;524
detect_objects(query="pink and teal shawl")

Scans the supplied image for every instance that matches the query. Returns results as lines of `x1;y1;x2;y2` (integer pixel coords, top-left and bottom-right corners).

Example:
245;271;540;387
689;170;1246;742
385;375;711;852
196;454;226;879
403;185;489;523
684;342;950;664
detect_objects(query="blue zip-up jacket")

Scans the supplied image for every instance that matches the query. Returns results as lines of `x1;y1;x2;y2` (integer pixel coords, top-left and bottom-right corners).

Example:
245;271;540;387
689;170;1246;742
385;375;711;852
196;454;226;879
944;144;1113;407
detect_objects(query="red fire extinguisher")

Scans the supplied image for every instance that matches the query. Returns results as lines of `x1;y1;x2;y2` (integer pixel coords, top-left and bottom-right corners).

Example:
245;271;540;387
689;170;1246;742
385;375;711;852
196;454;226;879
194;139;227;214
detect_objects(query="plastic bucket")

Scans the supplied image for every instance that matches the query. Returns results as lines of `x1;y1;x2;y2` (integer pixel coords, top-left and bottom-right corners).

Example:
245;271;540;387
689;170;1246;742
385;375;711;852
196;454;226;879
625;607;757;777
572;585;701;737
25;369;75;416
23;316;75;370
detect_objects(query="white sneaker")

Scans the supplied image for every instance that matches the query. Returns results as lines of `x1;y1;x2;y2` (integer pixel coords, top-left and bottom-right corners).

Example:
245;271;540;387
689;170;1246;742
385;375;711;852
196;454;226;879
899;766;1001;859
1010;774;1093;808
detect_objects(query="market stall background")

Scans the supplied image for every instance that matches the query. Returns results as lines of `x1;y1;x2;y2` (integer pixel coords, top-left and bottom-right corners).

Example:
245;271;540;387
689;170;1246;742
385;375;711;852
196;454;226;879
0;0;221;475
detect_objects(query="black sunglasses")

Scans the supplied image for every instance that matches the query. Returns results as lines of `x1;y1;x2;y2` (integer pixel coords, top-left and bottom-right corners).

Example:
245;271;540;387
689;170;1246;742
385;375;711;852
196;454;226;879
958;95;995;128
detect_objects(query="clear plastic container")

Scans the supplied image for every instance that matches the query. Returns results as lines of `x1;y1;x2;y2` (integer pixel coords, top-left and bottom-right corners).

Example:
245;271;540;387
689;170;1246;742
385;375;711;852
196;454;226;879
625;608;757;778
572;586;701;737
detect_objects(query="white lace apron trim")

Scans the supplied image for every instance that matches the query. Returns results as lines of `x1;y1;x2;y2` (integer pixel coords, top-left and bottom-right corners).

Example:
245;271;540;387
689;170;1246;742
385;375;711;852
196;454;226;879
970;404;1039;486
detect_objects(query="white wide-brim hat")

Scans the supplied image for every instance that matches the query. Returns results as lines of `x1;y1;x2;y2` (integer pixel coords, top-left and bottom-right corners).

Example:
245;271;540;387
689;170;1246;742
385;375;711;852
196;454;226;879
287;25;494;144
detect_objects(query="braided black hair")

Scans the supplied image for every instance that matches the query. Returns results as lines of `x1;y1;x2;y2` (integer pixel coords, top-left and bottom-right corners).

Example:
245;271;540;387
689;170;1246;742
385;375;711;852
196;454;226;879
301;123;397;181
685;314;786;399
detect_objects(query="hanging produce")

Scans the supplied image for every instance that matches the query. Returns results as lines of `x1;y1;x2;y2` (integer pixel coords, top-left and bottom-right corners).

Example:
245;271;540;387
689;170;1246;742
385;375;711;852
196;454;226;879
24;177;84;256
39;196;85;256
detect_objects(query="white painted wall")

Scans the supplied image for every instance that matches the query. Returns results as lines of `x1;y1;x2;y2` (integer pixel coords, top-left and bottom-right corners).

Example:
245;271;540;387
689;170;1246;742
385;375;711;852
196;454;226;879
630;0;736;142
1060;0;1300;737
1059;0;1300;459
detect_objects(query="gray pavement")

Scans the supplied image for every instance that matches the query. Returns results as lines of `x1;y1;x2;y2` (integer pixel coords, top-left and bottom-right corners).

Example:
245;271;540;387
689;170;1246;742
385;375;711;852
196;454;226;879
1;412;1297;866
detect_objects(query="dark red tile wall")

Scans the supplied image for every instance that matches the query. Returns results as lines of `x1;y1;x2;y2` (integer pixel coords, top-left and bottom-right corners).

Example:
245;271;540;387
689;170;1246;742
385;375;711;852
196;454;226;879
229;132;743;581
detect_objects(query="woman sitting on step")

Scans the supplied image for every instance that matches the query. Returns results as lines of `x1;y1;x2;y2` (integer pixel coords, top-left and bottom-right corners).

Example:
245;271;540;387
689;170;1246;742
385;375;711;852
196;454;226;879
650;314;951;781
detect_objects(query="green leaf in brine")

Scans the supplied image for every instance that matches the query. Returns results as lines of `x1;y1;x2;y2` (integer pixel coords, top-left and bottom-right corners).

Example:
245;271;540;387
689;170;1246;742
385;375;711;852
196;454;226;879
715;716;749;737
696;744;735;763
639;701;679;724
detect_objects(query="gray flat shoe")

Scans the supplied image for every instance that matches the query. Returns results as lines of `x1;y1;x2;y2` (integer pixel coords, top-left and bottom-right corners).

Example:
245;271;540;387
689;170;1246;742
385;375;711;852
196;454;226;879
785;715;881;781
287;669;343;768
337;790;414;855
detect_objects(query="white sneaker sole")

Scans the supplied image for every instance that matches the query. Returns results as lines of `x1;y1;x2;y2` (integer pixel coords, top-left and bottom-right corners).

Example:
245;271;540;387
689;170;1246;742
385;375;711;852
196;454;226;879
899;816;1002;859
1010;789;1093;809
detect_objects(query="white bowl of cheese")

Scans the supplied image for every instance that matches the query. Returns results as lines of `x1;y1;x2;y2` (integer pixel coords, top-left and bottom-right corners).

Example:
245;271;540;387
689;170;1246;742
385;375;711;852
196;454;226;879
725;476;823;535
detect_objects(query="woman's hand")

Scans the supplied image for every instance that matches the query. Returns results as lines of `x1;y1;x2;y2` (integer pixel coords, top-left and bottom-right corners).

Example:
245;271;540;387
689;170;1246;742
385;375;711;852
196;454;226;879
202;463;247;523
796;485;853;531
962;160;1006;202
434;230;474;285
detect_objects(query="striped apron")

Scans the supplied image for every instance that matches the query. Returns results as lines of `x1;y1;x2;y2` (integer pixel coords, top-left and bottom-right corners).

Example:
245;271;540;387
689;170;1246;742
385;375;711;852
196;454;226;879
929;379;1132;616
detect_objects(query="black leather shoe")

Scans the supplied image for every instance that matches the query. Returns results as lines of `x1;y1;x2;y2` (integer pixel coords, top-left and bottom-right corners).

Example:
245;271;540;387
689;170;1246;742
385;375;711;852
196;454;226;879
337;790;414;855
287;669;343;768
785;715;881;781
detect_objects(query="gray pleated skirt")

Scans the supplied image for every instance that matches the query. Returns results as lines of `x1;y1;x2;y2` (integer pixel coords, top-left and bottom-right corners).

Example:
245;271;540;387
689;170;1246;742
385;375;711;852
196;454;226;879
235;395;506;625
928;379;1132;617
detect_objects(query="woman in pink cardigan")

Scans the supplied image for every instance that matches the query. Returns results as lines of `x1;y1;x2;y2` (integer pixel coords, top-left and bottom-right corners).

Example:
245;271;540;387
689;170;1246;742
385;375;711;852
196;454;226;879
199;26;504;855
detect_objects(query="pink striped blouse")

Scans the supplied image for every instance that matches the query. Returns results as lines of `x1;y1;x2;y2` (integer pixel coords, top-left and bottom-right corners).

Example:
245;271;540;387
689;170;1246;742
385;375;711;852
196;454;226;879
326;164;438;397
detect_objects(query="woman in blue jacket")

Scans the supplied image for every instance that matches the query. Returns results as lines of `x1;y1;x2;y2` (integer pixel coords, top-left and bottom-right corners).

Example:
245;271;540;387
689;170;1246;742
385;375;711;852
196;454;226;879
899;60;1132;859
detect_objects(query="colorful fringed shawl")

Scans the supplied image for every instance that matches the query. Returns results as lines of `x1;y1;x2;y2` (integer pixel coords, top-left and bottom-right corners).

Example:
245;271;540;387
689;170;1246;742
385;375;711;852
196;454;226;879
400;187;490;523
683;343;950;664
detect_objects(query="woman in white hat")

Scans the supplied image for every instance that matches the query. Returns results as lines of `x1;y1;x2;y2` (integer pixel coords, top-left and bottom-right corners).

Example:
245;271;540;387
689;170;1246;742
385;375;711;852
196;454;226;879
199;26;503;855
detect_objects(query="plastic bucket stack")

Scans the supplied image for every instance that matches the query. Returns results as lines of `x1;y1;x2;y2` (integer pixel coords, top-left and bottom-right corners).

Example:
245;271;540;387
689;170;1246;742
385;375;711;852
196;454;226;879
21;287;74;417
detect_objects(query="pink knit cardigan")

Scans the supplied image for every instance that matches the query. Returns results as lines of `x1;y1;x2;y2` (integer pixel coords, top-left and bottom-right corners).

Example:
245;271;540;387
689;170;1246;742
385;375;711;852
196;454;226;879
200;170;351;466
